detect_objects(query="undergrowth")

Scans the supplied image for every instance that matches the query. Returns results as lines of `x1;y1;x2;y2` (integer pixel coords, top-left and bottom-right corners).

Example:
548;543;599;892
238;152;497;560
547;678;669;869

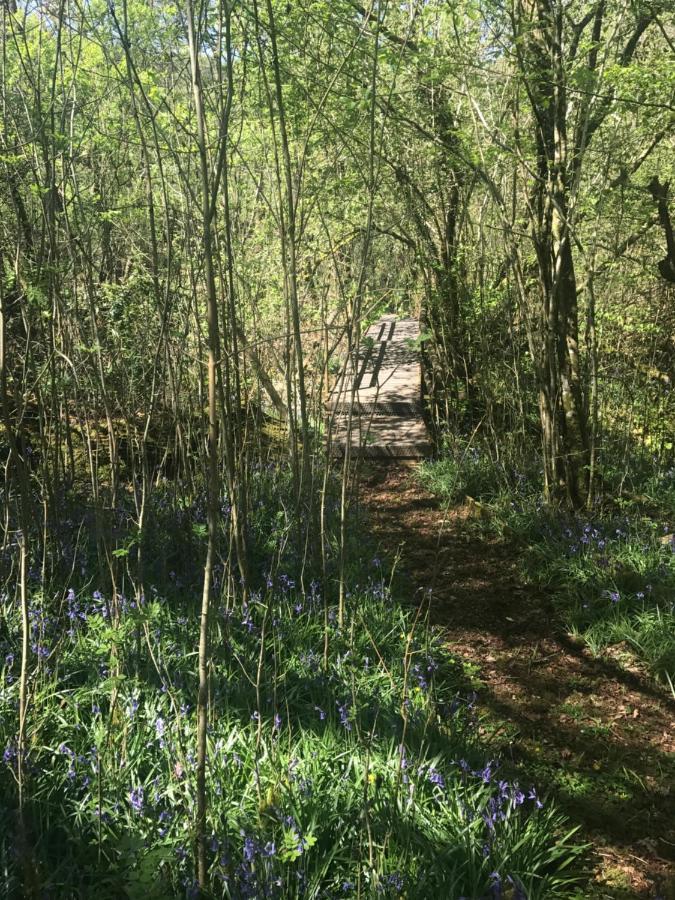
0;464;585;898
418;439;675;686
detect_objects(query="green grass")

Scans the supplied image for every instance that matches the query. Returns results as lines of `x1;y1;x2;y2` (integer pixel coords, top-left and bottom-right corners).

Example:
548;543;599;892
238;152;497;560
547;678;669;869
0;471;586;898
511;508;675;683
418;447;675;685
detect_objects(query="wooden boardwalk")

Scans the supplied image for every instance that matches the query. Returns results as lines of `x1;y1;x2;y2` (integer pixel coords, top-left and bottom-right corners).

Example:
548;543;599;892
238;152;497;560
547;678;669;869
327;315;431;458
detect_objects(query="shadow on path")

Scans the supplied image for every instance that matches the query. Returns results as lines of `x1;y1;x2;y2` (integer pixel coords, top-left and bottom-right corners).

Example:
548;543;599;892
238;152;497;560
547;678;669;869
359;463;675;900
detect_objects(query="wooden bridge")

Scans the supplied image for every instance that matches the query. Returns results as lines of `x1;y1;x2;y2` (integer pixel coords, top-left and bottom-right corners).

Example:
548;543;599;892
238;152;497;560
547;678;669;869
327;315;431;458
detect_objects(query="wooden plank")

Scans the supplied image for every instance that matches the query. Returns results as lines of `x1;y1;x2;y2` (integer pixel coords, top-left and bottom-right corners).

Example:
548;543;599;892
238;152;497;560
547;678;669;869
327;316;431;458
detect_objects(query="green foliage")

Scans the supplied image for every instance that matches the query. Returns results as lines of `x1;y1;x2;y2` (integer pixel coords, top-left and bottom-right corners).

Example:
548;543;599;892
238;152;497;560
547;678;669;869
424;449;675;685
506;502;675;683
417;436;539;505
2;0;673;896
0;493;586;898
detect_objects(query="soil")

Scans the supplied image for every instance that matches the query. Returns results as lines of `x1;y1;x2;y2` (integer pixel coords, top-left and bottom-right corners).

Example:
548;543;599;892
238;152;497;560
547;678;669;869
359;463;675;900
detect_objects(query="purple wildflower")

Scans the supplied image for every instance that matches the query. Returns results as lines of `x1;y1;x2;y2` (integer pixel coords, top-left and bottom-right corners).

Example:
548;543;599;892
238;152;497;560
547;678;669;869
129;786;144;814
427;767;445;788
3;742;17;765
528;787;543;809
337;701;351;730
242;835;257;862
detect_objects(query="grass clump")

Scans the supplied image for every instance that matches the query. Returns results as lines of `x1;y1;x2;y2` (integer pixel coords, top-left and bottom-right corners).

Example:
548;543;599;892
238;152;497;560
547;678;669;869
418;435;540;506
0;516;585;897
419;445;675;685
503;506;675;683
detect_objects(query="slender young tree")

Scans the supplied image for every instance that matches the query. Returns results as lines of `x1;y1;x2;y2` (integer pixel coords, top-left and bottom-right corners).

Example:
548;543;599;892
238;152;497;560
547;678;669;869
185;0;222;884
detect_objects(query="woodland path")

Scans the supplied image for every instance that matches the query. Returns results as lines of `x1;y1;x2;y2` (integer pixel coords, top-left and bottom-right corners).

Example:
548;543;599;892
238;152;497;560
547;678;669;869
360;464;675;900
327;315;431;458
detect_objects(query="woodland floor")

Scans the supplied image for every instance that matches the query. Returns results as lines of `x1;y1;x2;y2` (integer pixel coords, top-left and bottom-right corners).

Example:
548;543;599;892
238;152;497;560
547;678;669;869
358;463;675;900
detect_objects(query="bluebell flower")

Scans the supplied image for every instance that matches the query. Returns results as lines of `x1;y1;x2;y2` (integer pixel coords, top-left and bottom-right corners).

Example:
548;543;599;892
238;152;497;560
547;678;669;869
480;762;494;784
387;873;404;890
528;787;543;808
3;742;17;765
129;786;144;813
427;767;445;788
337;701;351;730
243;836;256;862
398;746;410;783
279;574;295;591
412;664;428;690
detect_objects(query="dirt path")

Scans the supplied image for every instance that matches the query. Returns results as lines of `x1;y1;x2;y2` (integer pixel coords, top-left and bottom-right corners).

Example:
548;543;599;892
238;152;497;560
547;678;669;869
360;464;675;900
